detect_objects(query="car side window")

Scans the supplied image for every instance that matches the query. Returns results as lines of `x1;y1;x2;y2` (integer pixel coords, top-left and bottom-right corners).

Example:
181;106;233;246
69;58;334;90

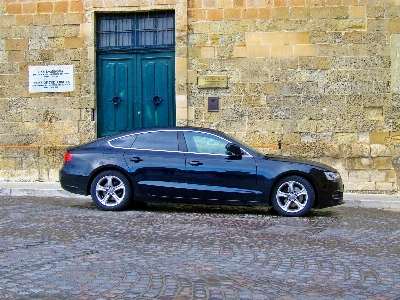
132;131;178;151
109;135;137;148
183;131;228;155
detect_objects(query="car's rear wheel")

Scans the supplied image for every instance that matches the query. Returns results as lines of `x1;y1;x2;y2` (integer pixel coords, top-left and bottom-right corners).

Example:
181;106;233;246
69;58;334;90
90;170;132;211
271;175;315;217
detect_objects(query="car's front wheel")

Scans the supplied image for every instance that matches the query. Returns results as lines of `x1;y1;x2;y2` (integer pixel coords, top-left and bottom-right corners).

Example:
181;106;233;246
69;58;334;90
90;170;132;211
271;175;315;217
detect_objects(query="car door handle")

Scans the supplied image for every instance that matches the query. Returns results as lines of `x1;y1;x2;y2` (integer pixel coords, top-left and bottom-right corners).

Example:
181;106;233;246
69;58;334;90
130;157;143;163
189;160;203;166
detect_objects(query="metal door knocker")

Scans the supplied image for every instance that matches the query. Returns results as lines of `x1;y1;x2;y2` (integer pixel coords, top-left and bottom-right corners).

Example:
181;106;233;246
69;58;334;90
109;91;124;108
149;91;165;108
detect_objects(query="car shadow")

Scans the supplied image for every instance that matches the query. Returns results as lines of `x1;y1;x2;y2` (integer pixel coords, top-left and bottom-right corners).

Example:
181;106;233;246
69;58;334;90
129;201;342;218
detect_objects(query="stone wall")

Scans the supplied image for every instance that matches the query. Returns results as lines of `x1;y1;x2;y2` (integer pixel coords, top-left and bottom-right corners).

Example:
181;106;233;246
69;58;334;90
0;0;187;182
186;0;400;193
1;0;400;193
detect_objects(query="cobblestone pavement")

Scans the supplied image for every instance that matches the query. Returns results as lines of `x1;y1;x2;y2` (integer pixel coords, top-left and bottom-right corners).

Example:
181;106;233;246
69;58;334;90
1;196;400;300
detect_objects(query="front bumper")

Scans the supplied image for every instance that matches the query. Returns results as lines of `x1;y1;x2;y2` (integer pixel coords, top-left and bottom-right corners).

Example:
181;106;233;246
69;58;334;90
316;182;344;209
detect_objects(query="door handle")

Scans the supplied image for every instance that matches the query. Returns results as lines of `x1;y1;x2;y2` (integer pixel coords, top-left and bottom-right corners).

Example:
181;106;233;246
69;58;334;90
189;160;203;166
130;157;143;163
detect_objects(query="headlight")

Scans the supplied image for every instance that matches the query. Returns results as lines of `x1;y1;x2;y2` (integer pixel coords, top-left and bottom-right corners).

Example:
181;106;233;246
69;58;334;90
324;172;341;181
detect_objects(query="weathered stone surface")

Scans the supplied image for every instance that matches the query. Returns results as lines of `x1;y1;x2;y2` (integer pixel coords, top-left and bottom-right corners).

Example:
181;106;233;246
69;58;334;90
0;0;399;192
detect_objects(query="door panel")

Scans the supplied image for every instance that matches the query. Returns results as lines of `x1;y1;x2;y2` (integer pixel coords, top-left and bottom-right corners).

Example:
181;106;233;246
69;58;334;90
182;131;259;204
123;131;185;200
97;55;134;137
138;53;175;128
184;153;259;204
124;150;186;200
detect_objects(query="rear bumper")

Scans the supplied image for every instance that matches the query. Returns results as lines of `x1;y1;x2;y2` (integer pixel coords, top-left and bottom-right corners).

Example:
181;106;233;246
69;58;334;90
59;170;89;196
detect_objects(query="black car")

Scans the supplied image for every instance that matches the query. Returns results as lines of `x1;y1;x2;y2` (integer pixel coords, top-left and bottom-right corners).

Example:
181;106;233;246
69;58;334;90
59;127;344;217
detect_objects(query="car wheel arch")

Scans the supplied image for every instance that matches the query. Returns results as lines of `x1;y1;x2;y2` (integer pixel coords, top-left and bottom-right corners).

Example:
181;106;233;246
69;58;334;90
268;172;319;208
87;166;133;195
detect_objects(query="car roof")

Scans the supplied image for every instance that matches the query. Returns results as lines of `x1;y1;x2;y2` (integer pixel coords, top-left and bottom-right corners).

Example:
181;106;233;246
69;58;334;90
115;126;223;136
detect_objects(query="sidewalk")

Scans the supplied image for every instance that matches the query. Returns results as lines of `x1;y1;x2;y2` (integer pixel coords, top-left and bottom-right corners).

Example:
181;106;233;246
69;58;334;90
1;181;400;210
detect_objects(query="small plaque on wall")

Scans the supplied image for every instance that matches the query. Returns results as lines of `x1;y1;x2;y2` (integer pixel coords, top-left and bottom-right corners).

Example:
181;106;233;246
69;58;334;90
29;65;74;93
198;75;227;88
208;96;219;111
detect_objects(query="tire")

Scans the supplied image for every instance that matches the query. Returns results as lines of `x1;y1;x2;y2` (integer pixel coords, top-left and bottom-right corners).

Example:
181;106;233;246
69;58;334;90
90;170;132;211
271;175;315;217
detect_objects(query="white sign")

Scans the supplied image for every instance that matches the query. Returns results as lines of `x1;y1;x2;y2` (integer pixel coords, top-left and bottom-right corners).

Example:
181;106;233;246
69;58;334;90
29;65;74;93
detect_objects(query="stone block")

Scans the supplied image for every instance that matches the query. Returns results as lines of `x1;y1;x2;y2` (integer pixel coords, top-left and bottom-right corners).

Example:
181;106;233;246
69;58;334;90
373;157;393;170
242;8;259;20
226;121;247;132
176;107;188;121
5;39;28;51
16;15;33;26
314;6;349;19
349;6;366;19
270;45;293;57
245;32;264;45
283;32;310;45
348;157;373;170
7;51;25;63
351;144;371;157
22;2;36;13
54;25;80;38
64;13;84;25
289;7;310;20
200;46;215;58
371;144;392;157
348;170;371;181
389;19;400;34
70;1;84;12
376;182;396;192
224;8;241;20
370;132;389;144
6;3;22;14
247;45;270;57
33;14;51;26
345;181;376;191
334;133;357;144
37;2;53;13
189;9;206;21
293;44;317;57
259;7;271;20
233;46;247;57
385;169;398;183
54;2;69;13
271;7;289;20
364;106;384;120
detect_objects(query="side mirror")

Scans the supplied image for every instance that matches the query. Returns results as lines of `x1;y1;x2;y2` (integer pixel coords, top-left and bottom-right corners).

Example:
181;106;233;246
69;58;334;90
225;143;242;157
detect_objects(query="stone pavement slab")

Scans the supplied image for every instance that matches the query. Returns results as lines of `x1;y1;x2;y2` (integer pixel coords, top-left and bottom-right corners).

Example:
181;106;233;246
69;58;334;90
1;196;400;299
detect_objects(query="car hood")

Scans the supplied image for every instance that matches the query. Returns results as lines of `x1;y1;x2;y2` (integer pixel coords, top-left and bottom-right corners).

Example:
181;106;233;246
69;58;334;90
261;154;338;172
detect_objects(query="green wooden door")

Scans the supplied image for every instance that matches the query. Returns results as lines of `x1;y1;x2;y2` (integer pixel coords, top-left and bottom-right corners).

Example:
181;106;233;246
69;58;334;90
138;53;175;129
97;55;134;137
97;52;175;138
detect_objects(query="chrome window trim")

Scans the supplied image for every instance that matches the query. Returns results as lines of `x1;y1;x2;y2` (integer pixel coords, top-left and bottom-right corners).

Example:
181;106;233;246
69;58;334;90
107;129;253;157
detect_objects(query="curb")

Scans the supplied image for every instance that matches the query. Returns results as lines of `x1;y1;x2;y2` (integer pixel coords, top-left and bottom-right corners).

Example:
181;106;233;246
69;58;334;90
342;193;400;210
0;182;89;199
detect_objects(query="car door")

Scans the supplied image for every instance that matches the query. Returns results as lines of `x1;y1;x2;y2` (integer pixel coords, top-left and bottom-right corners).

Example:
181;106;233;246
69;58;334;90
123;130;186;200
182;130;258;204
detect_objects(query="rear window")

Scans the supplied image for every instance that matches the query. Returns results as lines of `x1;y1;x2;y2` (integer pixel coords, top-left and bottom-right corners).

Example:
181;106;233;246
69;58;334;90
109;135;137;148
132;131;178;151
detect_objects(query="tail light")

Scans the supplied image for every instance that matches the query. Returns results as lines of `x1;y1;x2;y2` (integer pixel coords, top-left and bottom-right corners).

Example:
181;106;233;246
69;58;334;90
63;152;73;163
